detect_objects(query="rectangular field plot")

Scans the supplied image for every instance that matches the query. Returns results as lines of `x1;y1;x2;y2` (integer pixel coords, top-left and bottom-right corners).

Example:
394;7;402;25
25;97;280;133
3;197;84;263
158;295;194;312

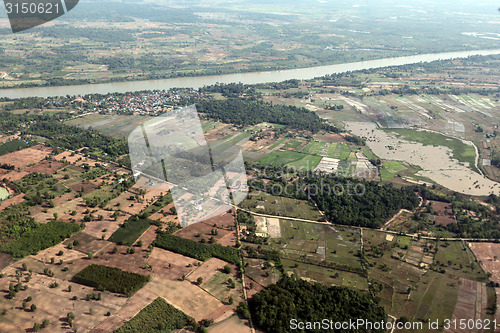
327;142;351;160
257;151;309;166
201;271;245;305
283;140;302;149
278;222;363;273
281;259;368;291
286;154;322;171
435;241;488;281
239;192;322;221
145;278;224;321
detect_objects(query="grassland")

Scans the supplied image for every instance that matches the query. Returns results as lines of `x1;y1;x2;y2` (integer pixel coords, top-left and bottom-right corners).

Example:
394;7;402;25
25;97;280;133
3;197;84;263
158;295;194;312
327;142;352;160
278;221;362;270
65;115;152;138
257;151;308;166
300;141;327;155
268;137;287;150
380;161;408;181
284;140;302;149
239;192;322;220
362;229;495;322
286;155;322;171
434;241;488;281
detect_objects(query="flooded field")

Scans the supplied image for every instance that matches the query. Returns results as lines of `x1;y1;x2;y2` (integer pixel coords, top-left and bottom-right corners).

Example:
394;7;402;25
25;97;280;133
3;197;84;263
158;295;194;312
346;122;500;196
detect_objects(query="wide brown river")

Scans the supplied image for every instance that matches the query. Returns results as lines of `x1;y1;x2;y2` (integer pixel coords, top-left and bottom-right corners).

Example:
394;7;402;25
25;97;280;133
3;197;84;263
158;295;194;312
1;49;499;98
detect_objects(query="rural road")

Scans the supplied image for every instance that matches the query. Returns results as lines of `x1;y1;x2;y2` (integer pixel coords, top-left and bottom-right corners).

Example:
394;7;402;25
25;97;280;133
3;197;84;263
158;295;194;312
234;206;500;243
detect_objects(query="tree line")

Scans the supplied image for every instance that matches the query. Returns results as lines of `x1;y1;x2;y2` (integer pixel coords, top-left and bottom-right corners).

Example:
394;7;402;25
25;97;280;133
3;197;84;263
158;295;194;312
154;232;240;265
196;98;338;133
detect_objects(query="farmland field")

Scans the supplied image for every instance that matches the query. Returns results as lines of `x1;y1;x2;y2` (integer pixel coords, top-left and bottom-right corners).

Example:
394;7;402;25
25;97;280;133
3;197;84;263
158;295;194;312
286;154;322;171
257;151;310;166
239;192;322;220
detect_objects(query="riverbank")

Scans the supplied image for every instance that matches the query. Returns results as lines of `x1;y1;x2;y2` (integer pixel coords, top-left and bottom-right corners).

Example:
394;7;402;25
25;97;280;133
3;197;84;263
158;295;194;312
1;49;499;99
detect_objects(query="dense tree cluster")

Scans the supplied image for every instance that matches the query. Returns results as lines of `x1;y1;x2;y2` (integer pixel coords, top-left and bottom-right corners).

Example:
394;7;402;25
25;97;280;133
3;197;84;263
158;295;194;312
154;232;240;265
108;216;153;246
250;277;386;333
447;200;500;239
199;82;257;98
115;297;196;333
0;140;30;156
249;165;420;228
73;264;150;296
196;99;338;133
0;112;128;160
0;221;82;259
24;121;127;157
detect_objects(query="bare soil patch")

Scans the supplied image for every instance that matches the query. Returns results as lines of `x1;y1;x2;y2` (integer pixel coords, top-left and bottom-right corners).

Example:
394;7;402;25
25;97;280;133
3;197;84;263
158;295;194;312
174;222;231;243
0;257;128;333
25;159;64;174
32;194;85;223
0;145;52;169
313;132;347;143
446;278;487;332
3;170;29;181
79;214;124;240
148;248;200;281
54;151;89;165
217;231;237;247
69;180;99;195
144;278;223;321
244;258;279;287
73;241;152;276
431;201;456;226
65;232;109;255
106;190;151;215
0;194;25;211
208;315;252;333
245;277;265;299
114;287;157;322
469;242;500;283
90;315;126;333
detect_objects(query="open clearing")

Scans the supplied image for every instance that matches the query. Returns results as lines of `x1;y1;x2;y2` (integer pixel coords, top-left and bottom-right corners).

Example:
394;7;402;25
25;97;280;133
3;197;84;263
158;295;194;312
0;145;52;169
469;242;500;283
208;315;252;333
0;255;128;333
144;278;225;321
148;248;200;281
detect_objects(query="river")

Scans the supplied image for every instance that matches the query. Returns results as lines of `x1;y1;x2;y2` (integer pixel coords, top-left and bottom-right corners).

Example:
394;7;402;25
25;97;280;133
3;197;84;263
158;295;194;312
1;48;500;98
